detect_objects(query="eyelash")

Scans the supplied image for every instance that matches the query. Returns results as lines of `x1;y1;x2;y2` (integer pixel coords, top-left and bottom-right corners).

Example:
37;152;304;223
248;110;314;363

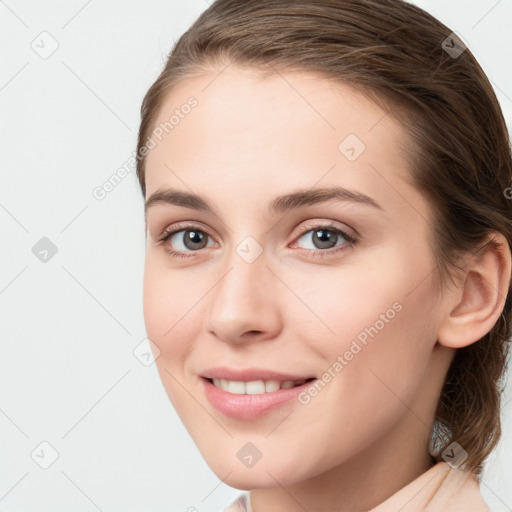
157;222;358;260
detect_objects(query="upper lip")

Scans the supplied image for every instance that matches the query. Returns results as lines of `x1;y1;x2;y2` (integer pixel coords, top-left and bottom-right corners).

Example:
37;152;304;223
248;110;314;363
201;366;316;382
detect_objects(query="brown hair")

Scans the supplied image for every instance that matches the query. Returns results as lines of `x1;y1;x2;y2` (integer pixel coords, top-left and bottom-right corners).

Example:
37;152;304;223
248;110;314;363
136;0;512;474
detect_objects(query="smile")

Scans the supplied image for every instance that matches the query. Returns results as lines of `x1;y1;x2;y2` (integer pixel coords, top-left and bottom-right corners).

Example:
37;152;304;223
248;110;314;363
208;377;314;394
201;375;318;420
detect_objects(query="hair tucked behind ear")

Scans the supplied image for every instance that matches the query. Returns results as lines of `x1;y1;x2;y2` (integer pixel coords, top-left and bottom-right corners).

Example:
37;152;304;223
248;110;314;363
135;0;512;474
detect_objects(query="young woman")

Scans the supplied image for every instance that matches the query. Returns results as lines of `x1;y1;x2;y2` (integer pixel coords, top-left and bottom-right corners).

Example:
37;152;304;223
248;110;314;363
135;1;512;510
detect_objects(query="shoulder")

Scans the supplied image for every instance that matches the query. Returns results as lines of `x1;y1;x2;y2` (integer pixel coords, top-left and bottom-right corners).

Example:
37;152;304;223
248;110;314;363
370;462;490;511
426;463;490;511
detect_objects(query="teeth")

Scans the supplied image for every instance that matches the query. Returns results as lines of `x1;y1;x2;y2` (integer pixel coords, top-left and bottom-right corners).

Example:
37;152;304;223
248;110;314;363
211;378;307;394
265;380;280;392
245;380;266;394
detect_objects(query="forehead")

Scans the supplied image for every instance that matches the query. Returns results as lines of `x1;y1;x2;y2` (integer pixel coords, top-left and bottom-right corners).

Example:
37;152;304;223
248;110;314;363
147;66;399;156
143;65;428;222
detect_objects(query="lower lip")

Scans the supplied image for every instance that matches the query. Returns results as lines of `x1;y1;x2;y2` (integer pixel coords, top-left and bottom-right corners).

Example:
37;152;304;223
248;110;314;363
201;377;316;420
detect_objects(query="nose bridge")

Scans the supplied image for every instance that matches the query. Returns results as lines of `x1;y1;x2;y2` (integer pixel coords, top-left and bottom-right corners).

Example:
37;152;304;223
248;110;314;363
205;235;281;342
214;236;267;310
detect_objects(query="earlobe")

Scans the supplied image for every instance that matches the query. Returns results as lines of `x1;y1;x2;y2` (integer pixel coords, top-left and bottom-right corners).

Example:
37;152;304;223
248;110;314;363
438;232;511;349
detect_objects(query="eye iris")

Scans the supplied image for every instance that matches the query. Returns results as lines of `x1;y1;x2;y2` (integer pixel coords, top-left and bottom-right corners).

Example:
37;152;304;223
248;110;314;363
313;229;338;249
184;230;207;250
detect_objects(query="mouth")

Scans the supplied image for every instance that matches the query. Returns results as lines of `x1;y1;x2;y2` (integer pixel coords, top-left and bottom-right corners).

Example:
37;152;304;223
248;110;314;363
200;375;318;420
203;376;317;395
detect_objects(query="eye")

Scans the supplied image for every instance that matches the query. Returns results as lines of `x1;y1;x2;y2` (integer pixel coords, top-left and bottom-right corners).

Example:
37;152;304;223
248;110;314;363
292;223;357;256
158;224;216;258
157;221;358;259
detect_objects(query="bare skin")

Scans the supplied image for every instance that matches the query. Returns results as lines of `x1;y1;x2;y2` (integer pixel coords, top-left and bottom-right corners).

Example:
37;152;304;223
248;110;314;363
141;64;510;512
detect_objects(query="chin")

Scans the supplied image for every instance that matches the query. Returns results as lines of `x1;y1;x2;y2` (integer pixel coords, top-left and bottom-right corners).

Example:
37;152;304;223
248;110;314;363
216;470;285;491
203;453;310;490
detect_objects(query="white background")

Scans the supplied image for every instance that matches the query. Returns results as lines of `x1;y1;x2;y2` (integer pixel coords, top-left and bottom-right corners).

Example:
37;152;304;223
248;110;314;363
1;1;511;510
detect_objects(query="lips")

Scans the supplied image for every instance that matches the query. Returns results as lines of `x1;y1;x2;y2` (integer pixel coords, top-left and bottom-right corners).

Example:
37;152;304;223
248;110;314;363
201;375;317;419
198;366;318;419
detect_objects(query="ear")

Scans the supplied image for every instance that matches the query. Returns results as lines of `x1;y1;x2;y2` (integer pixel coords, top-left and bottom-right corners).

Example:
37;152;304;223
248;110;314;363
438;232;512;349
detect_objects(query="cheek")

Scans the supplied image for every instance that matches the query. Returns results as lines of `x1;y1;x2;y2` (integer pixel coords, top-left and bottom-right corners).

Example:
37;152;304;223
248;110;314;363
310;239;437;357
293;248;438;400
142;257;200;360
286;271;438;468
142;260;203;412
281;262;409;355
322;270;437;414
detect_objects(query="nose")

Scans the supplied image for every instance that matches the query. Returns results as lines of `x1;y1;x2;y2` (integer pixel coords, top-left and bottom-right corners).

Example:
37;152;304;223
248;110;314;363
204;245;283;345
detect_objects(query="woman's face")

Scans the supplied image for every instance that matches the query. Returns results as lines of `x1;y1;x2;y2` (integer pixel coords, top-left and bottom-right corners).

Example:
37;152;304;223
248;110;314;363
142;65;454;488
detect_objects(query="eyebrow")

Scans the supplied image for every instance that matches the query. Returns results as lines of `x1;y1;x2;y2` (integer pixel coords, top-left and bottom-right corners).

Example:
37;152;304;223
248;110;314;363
145;186;383;215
